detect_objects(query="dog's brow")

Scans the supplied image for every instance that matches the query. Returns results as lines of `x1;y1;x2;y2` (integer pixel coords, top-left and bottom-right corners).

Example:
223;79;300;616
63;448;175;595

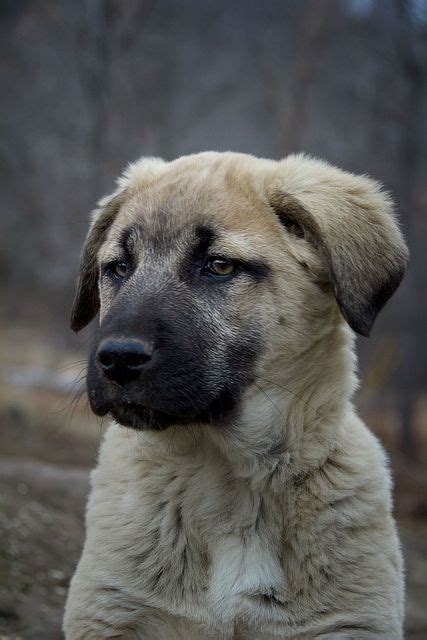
118;225;141;253
188;226;217;261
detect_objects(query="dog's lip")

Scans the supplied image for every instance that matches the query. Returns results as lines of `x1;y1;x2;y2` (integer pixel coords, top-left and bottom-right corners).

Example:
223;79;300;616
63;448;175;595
88;386;240;428
108;401;200;430
89;393;166;418
89;387;201;423
117;401;187;418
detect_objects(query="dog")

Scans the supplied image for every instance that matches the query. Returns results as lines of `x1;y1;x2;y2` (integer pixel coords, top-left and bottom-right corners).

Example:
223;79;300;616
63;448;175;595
63;152;408;639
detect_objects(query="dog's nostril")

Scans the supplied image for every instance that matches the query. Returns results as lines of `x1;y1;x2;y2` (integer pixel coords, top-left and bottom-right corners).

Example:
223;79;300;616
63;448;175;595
98;352;114;369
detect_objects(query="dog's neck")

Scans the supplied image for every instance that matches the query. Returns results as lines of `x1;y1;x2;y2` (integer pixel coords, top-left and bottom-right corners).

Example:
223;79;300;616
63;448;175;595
206;320;357;483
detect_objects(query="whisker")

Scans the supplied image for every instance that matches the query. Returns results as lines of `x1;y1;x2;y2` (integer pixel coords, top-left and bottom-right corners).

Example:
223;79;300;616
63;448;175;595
51;368;88;415
67;387;87;427
53;360;87;374
253;381;286;422
255;375;319;418
165;425;178;457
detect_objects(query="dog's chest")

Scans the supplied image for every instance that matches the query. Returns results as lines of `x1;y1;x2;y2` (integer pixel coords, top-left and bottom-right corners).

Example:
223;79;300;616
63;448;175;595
98;448;288;627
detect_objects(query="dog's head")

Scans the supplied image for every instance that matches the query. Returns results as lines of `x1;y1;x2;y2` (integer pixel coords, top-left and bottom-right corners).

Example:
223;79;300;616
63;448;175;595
71;153;408;431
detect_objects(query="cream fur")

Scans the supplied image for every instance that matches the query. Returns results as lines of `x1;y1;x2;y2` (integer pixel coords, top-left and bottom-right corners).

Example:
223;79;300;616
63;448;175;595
64;152;405;639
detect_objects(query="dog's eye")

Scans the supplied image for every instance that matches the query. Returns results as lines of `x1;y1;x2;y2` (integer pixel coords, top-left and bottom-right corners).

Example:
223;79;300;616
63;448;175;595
114;261;128;278
203;257;236;278
106;260;129;279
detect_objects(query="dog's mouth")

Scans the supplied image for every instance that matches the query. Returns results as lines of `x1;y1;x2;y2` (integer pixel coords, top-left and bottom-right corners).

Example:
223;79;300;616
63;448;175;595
109;402;202;431
91;388;240;431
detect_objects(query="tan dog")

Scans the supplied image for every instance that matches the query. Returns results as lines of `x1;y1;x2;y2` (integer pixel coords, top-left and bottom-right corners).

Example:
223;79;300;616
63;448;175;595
64;152;407;639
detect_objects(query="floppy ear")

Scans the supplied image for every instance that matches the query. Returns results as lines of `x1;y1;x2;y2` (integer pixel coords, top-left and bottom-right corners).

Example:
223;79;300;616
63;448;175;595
269;155;409;337
70;192;125;332
70;156;167;332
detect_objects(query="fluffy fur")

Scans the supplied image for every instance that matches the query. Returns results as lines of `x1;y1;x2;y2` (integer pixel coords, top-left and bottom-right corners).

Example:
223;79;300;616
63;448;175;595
64;152;407;639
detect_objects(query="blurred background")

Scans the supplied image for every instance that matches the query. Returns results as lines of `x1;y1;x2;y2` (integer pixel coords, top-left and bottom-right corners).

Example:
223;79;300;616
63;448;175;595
1;1;426;638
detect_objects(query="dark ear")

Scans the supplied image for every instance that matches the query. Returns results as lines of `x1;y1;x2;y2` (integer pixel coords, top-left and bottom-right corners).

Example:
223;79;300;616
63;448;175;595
70;156;167;332
269;156;409;337
70;193;125;332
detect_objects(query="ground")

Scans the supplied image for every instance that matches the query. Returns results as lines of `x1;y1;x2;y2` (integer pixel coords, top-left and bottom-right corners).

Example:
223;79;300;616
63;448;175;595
0;337;426;639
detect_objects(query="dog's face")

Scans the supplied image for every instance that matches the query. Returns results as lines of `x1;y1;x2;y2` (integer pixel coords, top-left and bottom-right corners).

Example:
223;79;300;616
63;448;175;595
71;153;408;431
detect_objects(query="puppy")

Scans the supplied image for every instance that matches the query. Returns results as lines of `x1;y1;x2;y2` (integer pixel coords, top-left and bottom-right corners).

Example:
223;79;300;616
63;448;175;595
64;152;407;639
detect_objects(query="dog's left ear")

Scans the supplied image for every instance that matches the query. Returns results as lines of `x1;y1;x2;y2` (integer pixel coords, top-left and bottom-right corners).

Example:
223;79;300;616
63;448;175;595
268;155;409;336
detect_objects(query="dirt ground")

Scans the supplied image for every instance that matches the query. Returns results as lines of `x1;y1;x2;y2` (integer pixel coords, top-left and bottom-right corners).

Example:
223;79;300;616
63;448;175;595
0;366;426;639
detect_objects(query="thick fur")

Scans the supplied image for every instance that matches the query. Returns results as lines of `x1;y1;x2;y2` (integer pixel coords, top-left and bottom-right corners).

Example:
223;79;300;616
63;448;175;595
64;152;407;639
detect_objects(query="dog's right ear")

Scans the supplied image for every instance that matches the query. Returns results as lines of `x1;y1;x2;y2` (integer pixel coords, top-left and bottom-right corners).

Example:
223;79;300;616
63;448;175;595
70;156;167;332
70;192;125;332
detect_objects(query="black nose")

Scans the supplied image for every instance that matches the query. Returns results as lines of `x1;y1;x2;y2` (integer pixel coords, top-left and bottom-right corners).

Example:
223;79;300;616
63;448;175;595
96;339;153;385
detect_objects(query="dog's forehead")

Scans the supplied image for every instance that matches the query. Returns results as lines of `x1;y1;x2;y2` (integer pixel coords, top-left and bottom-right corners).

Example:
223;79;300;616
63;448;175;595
109;158;282;254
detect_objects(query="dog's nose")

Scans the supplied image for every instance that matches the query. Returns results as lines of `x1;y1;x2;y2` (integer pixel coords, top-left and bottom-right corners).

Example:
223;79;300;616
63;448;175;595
96;339;153;385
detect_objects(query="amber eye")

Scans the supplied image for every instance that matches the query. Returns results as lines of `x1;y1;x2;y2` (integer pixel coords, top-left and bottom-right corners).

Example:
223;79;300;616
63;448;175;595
203;257;236;278
107;260;128;279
